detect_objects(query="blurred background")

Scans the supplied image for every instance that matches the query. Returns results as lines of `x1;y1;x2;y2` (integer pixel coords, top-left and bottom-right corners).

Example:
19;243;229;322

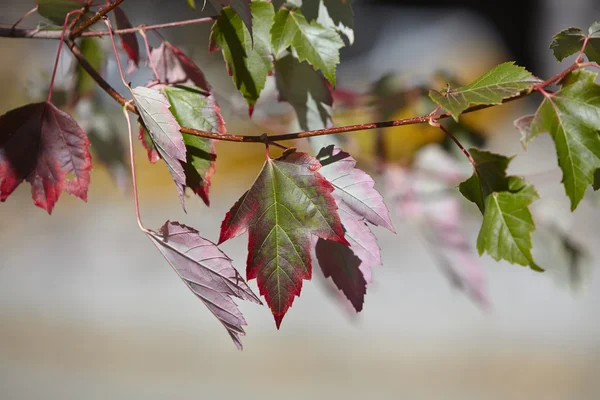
2;0;600;398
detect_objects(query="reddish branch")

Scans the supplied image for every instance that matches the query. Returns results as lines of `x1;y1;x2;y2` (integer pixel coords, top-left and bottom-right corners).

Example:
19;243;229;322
70;0;125;38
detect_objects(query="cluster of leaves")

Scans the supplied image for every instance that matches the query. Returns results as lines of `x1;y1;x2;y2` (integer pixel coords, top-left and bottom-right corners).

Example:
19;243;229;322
2;0;600;349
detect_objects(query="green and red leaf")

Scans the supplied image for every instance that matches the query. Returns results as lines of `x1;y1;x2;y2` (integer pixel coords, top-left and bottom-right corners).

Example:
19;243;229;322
219;149;348;327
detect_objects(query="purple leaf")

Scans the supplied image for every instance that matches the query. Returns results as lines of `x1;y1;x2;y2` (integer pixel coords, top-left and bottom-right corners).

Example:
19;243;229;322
132;86;186;206
150;42;210;92
147;221;261;349
314;146;390;311
317;145;395;232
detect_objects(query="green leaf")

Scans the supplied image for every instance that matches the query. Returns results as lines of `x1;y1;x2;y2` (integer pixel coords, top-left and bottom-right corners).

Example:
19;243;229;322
75;37;104;98
429;62;540;121
209;2;274;112
219;149;348;327
458;149;540;271
458;149;512;214
274;54;333;130
37;0;92;26
594;169;600;191
514;69;600;210
271;7;344;86
477;177;542;271
163;85;225;206
549;22;600;63
187;0;196;9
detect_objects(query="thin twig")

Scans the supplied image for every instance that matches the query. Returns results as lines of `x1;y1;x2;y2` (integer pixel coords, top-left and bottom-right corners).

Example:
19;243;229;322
11;5;38;33
0;16;217;40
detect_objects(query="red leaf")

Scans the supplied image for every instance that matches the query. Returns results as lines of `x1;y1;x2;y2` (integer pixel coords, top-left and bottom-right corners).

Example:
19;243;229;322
147;221;261;349
150;42;210;92
0;101;92;213
113;6;139;70
219;149;348;327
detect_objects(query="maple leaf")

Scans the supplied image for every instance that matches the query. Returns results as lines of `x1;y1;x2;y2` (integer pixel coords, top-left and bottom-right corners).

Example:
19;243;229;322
150;42;210;92
271;7;344;86
514;69;600;210
274;54;333;131
209;1;275;114
147;221;261;350
550;22;600;63
113;6;140;71
459;149;541;271
132;86;186;205
219;149;348;327
163;85;226;206
0;102;92;213
314;146;392;311
429;62;540;121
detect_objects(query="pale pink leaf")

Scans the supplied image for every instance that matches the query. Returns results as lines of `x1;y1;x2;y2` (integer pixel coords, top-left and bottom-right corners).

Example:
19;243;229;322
147;221;261;349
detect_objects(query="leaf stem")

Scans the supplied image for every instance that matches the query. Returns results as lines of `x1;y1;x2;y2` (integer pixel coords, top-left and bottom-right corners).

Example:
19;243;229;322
10;5;38;33
122;102;146;232
139;28;160;81
104;17;130;90
48;10;83;103
428;119;476;167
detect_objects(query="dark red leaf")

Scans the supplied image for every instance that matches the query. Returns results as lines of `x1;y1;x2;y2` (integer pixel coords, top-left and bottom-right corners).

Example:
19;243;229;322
0;101;92;213
147;221;261;349
315;207;374;312
150;42;210;92
219;149;348;327
113;6;139;70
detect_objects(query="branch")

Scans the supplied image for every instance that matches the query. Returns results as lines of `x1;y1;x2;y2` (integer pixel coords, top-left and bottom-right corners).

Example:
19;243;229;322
64;36;587;145
70;0;125;38
0;16;217;40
